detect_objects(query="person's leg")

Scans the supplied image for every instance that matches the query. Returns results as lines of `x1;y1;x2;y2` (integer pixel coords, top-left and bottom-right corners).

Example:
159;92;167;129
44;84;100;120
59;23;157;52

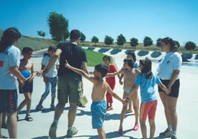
149;119;155;139
54;102;66;121
108;83;115;110
7;112;17;138
97;127;106;139
106;92;110;109
25;93;32;117
159;91;171;126
68;102;77;127
17;93;28;114
127;100;133;113
2;113;7;128
131;90;139;125
51;77;57;109
166;96;178;133
140;120;147;139
119;91;128;134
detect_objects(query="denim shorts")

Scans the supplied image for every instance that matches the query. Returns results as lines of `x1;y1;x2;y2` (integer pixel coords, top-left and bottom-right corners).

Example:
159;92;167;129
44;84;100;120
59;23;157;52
0;89;18;113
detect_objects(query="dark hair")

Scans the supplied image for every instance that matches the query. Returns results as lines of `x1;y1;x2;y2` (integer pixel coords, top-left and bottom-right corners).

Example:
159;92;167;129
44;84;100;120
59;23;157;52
161;37;179;52
95;64;109;77
0;27;21;53
48;46;56;51
70;29;81;40
140;57;153;79
22;47;33;54
124;58;134;68
127;51;136;62
103;55;111;62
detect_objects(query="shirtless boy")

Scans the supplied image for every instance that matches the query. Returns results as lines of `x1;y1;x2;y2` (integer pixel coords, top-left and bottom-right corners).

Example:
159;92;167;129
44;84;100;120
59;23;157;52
106;58;140;135
65;61;125;139
17;47;34;121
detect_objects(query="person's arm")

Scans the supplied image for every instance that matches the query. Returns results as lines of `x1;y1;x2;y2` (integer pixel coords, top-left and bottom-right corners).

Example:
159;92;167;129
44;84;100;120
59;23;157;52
82;61;89;74
106;69;123;77
56;65;59;71
37;49;62;77
159;83;171;95
65;60;96;84
106;84;125;104
167;70;180;89
119;74;124;85
10;66;28;82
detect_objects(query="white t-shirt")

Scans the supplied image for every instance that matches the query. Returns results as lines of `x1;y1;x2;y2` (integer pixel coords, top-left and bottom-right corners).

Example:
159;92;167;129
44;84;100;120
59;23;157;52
41;55;59;78
0;45;20;90
157;52;182;80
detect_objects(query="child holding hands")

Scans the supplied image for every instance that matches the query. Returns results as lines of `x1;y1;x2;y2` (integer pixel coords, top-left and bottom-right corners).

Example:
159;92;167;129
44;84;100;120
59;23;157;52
126;57;170;139
65;60;125;139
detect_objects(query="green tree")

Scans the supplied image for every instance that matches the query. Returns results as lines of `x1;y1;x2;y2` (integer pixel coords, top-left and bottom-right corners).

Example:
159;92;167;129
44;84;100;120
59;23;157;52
130;37;138;49
156;38;162;47
80;32;86;43
117;34;126;46
174;40;180;48
47;11;69;42
144;36;153;46
92;36;99;46
185;41;196;53
104;35;114;45
37;31;46;38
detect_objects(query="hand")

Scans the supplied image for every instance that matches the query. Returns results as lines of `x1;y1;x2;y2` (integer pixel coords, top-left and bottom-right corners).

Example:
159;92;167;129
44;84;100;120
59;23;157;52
124;98;129;103
36;70;44;77
122;99;127;104
65;60;71;68
165;88;171;95
19;80;24;87
119;79;123;85
27;76;33;84
43;77;48;84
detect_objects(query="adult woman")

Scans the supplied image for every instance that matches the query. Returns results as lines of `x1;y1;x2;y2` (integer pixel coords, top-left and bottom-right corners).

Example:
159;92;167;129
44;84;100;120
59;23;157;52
157;37;182;139
0;27;28;138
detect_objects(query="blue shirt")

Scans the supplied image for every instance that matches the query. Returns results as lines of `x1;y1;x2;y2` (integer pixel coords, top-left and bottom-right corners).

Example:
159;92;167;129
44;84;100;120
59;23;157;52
135;72;161;103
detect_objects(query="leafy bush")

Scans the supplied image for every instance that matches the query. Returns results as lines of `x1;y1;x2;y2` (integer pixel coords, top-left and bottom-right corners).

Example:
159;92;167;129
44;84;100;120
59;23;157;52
174;40;180;48
104;35;114;45
144;36;153;46
92;36;99;45
117;34;126;46
185;41;196;53
130;38;138;47
80;32;86;43
156;38;162;47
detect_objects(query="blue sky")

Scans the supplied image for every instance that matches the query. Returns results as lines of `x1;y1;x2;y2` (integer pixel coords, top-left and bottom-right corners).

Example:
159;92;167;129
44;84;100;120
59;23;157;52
0;0;198;45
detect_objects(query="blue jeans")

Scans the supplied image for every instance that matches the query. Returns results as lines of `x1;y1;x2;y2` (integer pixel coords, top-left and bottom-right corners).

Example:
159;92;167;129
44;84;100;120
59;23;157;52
41;76;58;100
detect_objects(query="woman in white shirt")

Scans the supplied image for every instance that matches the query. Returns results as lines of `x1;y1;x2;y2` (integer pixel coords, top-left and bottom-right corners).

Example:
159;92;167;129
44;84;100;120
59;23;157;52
157;37;182;139
0;27;28;138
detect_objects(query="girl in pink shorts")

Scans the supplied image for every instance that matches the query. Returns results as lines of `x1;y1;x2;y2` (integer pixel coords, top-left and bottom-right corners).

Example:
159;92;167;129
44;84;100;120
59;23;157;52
126;57;170;139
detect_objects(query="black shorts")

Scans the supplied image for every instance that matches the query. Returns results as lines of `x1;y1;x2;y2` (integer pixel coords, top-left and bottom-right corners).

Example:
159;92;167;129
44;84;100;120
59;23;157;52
158;79;180;98
0;89;18;113
19;81;33;93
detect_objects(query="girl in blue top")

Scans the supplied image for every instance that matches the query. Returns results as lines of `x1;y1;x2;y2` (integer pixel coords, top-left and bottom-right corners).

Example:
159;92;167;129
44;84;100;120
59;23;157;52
126;57;170;139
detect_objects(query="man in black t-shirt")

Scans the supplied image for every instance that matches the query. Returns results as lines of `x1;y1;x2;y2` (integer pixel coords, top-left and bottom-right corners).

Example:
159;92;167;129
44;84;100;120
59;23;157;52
37;29;88;138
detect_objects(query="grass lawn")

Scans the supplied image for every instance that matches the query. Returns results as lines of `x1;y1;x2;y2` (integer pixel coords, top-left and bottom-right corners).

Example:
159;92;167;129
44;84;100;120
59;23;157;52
83;49;113;67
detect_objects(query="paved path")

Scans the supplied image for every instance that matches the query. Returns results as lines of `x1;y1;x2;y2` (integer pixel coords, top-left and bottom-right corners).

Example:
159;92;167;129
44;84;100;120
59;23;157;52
2;48;197;139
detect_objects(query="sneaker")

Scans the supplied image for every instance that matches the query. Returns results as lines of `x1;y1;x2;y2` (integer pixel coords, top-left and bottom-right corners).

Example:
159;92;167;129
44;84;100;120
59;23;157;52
118;127;123;135
36;104;44;111
1;122;7;128
171;135;177;139
133;124;139;131
77;102;85;108
159;128;173;138
50;104;55;110
49;122;57;138
67;127;78;137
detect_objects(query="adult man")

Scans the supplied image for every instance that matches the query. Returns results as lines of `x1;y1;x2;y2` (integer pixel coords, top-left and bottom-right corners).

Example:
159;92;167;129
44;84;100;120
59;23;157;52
37;29;88;138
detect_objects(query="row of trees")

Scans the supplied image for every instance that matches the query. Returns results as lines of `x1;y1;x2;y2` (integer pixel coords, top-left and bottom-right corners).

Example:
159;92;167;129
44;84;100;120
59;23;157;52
37;11;196;53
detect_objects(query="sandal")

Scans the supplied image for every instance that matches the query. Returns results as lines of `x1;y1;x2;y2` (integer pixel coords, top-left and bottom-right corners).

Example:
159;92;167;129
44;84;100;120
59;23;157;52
126;109;133;113
133;124;139;131
107;107;114;111
25;114;33;122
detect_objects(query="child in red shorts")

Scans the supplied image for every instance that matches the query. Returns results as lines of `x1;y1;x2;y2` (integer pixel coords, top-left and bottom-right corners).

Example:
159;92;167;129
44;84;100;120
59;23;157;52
126;57;170;139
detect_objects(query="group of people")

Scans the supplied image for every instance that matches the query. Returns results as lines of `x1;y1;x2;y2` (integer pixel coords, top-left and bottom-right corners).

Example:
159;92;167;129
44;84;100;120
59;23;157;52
0;27;181;139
